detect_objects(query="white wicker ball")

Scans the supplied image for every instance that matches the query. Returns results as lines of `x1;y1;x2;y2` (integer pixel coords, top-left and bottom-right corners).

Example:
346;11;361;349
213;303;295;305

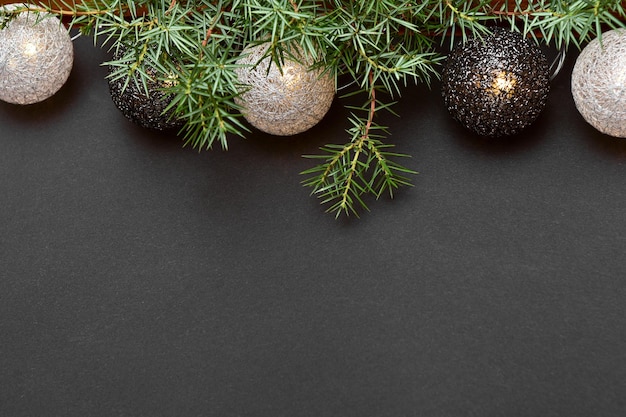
0;4;74;105
234;44;335;136
571;29;626;137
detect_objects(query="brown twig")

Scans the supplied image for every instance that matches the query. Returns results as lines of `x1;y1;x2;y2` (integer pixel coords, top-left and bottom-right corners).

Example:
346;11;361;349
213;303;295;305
201;28;212;47
201;11;222;47
2;4;116;16
288;0;298;14
363;70;376;141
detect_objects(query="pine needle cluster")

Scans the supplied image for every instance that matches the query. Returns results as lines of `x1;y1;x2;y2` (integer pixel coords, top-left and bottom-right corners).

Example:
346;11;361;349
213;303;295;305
2;0;626;217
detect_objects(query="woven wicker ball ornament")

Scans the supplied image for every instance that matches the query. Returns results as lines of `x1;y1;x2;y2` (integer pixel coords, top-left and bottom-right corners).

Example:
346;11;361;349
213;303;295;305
0;4;74;105
441;27;550;137
234;44;335;136
107;51;182;130
571;30;626;138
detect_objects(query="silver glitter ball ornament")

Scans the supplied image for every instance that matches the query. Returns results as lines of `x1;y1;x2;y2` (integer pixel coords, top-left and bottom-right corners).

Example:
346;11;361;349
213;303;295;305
0;4;74;105
441;27;550;137
571;29;626;138
234;44;335;136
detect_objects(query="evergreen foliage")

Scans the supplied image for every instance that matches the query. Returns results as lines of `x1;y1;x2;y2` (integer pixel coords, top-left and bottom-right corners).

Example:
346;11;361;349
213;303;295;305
2;0;625;217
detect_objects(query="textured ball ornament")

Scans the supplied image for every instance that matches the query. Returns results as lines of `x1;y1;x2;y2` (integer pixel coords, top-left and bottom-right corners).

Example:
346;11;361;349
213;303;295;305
441;27;550;137
571;29;626;138
107;54;182;131
0;4;74;105
234;44;335;136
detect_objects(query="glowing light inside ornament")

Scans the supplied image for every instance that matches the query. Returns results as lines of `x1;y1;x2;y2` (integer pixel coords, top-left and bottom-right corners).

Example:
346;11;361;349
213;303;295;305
489;70;517;98
21;40;41;56
282;64;303;90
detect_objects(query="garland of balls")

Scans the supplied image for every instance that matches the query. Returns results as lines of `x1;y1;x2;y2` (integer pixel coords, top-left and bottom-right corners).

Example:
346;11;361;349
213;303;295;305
1;3;625;140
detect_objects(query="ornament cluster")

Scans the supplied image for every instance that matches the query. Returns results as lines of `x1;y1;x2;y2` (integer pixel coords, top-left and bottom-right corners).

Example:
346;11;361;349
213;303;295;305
441;26;626;140
0;5;625;140
106;42;335;132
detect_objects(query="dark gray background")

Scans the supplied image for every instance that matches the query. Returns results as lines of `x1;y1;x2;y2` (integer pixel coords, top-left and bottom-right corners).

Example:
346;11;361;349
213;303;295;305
1;35;625;417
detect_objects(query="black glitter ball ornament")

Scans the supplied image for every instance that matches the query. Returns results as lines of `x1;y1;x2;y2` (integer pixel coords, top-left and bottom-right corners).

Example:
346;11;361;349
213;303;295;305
441;27;550;137
107;52;181;130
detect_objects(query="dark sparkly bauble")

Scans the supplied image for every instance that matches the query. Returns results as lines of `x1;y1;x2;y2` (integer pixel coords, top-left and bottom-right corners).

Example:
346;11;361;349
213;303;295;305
107;55;181;130
441;27;550;137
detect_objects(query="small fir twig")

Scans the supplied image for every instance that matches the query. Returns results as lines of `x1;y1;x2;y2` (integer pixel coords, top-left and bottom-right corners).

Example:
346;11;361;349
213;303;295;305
301;71;416;218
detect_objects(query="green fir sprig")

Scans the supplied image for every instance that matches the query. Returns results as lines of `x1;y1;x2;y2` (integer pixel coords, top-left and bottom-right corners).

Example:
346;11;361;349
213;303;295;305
301;75;417;218
2;0;626;217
